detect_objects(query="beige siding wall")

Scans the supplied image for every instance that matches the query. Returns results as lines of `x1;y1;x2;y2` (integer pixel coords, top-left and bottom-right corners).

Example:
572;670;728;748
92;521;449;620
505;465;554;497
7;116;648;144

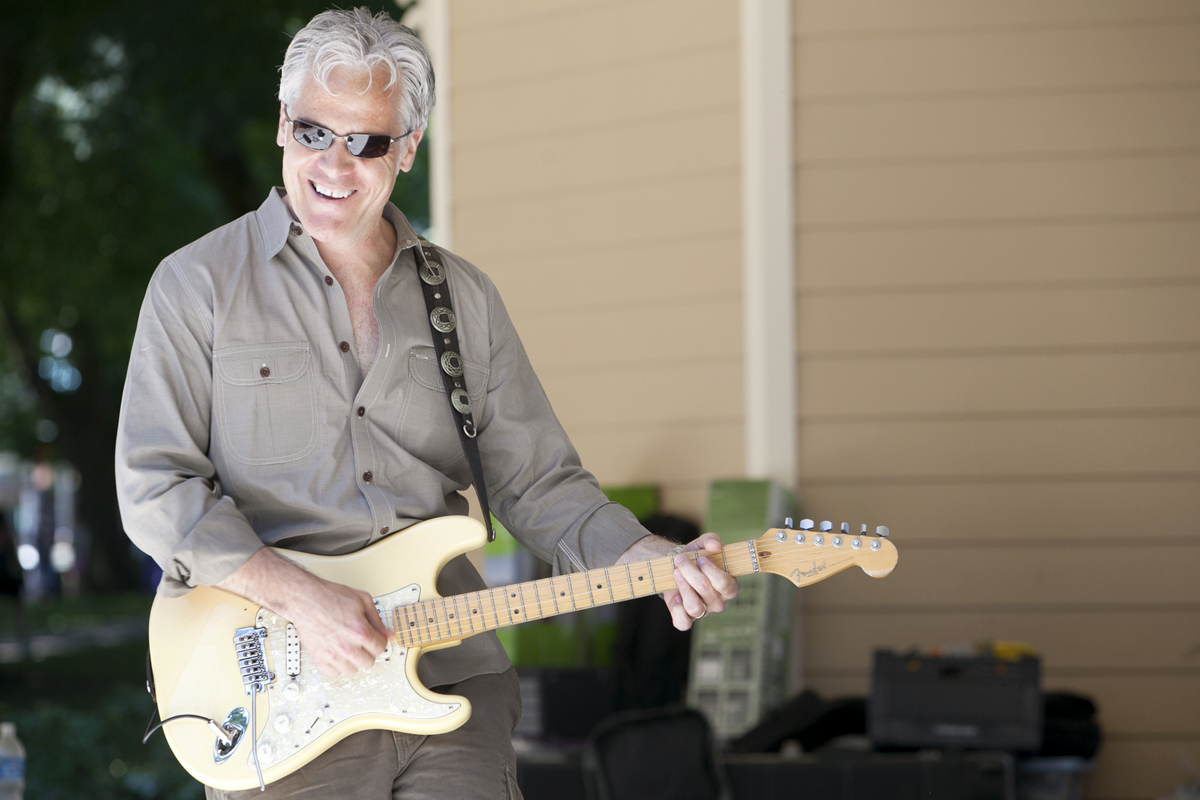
793;3;1200;798
448;1;1200;797
449;0;745;519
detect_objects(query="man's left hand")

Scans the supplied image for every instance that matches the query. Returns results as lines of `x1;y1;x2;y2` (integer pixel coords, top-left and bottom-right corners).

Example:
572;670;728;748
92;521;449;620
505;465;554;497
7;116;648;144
616;533;738;631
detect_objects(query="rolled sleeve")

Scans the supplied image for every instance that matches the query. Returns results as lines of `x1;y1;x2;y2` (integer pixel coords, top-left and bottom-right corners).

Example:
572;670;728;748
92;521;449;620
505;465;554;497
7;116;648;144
115;258;263;596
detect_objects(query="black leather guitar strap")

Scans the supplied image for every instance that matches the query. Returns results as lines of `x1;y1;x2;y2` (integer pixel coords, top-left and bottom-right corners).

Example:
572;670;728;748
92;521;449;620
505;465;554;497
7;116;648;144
413;242;496;542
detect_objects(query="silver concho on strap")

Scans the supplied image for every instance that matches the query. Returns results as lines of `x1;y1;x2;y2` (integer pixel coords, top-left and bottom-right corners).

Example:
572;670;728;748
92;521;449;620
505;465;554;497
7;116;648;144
419;260;446;286
451;388;472;414
430;306;456;333
440;350;464;377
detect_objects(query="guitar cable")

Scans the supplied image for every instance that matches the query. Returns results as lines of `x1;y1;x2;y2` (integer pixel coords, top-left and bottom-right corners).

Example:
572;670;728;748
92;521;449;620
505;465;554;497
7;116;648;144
143;649;266;791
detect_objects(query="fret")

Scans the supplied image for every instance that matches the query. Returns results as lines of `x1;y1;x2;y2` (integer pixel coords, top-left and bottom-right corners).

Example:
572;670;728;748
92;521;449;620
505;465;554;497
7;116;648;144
448;596;463;637
499;585;513;628
425;602;443;641
566;573;579;611
531;580;545;620
513;584;529;622
601;567;615;604
443;597;463;638
401;605;417;645
487;587;501;633
468;591;482;633
550;575;562;615
584;569;598;608
622;563;638;600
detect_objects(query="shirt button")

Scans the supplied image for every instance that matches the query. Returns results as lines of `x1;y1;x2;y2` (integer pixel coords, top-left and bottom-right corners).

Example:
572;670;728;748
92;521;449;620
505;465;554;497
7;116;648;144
290;223;302;236
324;276;333;286
339;341;350;352
380;526;389;536
363;471;373;483
357;407;365;417
260;366;270;378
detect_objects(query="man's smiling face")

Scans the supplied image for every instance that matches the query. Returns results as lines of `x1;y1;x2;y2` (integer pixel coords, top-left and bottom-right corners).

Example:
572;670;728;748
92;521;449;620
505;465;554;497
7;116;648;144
276;66;422;248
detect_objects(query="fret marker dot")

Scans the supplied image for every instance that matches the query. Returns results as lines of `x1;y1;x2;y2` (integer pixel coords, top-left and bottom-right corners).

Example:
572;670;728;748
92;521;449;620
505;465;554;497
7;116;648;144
472;609;478;614
638;576;643;581
560;592;565;597
427;618;433;623
597;584;603;589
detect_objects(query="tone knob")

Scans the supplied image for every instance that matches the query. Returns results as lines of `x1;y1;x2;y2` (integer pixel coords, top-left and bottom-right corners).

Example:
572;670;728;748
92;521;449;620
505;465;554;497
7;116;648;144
256;742;274;764
273;715;291;734
283;681;302;701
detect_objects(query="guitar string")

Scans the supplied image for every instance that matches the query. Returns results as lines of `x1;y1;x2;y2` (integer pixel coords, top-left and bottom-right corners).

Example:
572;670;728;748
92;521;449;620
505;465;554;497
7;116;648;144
392;547;756;647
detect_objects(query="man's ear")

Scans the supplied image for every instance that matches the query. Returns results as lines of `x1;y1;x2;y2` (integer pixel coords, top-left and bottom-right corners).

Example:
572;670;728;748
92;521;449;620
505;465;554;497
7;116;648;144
397;128;425;173
276;103;289;148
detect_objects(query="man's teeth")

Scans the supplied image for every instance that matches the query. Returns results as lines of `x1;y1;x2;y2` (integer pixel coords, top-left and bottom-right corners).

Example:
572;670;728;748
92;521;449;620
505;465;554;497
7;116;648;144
312;182;353;199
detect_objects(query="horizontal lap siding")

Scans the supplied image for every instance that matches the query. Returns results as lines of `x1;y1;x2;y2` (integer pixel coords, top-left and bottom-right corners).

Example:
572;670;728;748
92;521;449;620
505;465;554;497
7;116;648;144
794;3;1200;797
450;0;743;522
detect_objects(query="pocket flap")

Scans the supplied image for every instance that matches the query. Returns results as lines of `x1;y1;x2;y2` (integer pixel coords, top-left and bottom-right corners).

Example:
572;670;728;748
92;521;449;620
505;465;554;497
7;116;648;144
214;342;311;386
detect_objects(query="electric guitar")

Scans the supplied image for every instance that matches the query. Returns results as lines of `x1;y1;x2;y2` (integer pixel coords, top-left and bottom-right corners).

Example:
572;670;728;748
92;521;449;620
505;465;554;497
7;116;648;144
147;515;897;790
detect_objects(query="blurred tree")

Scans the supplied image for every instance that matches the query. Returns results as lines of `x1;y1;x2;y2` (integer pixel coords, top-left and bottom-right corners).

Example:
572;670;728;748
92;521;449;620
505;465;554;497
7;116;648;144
0;0;426;592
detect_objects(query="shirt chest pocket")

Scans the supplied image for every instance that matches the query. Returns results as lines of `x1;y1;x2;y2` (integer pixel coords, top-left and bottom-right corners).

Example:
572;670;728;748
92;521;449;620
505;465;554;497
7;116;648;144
213;342;317;465
397;346;489;470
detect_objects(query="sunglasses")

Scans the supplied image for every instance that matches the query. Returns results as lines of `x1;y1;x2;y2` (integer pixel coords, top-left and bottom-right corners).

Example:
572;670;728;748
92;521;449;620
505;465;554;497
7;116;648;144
285;112;413;159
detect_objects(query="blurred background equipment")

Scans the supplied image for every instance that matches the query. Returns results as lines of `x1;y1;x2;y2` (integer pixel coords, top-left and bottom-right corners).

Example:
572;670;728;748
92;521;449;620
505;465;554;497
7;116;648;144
686;480;798;740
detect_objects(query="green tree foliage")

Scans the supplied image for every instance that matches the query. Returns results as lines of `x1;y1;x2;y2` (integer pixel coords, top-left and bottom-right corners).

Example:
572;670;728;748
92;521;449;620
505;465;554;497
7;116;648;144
0;1;427;591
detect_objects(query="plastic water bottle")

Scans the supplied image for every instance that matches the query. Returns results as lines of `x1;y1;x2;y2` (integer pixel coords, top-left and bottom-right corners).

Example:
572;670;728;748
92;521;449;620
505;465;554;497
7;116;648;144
0;722;25;800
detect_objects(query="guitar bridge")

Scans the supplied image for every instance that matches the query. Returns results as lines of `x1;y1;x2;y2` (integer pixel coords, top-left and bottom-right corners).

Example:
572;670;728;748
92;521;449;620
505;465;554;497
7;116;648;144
233;626;273;694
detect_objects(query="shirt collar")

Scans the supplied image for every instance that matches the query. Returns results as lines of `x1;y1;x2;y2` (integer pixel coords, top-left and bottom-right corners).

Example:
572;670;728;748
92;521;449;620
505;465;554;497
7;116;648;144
255;186;422;260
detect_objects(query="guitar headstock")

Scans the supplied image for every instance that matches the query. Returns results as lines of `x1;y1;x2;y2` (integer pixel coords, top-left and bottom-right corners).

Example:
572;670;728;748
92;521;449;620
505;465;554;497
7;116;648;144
752;518;898;587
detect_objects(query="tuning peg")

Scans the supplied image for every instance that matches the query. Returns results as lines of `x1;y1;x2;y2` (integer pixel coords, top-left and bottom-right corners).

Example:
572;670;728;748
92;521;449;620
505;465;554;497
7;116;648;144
819;521;833;532
876;526;889;537
784;517;793;530
840;522;850;534
860;524;867;535
799;519;814;530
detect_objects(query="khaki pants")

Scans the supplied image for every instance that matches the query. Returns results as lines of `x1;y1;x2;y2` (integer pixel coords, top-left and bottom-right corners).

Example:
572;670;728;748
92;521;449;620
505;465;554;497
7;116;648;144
206;668;524;800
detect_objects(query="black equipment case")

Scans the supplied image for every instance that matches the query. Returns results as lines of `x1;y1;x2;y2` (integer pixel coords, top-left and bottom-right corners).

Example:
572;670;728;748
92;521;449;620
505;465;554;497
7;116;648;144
870;650;1043;752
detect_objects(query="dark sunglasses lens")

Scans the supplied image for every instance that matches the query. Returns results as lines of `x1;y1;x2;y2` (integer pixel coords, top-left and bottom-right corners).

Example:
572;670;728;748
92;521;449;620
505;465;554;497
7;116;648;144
292;121;332;151
345;133;393;159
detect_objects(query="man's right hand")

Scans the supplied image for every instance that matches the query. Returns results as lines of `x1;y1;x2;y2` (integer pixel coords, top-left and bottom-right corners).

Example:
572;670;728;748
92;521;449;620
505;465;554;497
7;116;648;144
217;548;389;677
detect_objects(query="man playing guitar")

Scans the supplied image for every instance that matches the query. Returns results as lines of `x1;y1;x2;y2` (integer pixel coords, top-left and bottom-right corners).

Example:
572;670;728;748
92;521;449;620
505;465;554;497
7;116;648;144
116;8;737;798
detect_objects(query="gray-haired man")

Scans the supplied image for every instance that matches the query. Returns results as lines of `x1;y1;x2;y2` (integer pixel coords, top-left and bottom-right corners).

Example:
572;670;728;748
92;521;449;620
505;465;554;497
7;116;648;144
117;8;736;798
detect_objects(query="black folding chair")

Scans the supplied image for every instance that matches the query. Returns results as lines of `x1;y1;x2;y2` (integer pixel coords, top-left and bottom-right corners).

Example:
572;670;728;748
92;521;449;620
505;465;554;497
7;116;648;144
582;705;731;800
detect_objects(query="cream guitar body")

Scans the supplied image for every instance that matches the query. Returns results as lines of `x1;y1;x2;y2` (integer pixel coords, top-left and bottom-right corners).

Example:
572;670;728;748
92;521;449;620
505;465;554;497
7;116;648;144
148;516;481;791
148;515;897;791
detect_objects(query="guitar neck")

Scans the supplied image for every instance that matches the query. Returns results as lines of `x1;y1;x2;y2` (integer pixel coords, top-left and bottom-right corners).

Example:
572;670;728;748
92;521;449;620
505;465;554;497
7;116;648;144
386;543;762;649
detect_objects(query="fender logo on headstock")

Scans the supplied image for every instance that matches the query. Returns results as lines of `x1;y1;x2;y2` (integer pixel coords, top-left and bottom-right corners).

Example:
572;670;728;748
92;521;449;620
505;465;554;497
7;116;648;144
793;562;827;581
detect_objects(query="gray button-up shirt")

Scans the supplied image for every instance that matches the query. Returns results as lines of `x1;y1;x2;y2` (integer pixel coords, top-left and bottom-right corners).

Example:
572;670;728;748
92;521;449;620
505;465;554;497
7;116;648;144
116;188;648;685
